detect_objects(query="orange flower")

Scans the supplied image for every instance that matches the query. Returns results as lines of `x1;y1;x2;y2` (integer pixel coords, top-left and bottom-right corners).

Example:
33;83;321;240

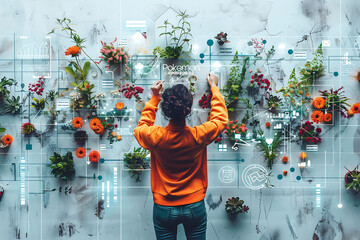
89;118;101;130
300;152;307;159
116;135;122;141
306;92;311;97
348;109;355;116
72;117;83;129
299;90;303;95
75;147;86;158
65;46;81;57
93;124;105;135
312;97;326;109
311;111;324;123
89;150;100;163
283;170;288;176
115;102;125;110
323;113;332;122
111;131;117;137
265;122;271;128
350;103;360;114
282;156;289;163
2;134;13;145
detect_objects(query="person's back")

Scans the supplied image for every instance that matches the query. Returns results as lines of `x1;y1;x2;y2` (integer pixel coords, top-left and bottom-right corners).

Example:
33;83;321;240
133;73;228;240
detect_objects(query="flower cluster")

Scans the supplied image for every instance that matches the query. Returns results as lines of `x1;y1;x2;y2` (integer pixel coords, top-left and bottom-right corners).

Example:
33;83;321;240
199;93;212;109
250;72;271;90
215;32;229;46
214;137;223;143
98;38;130;71
28;76;45;96
299;121;322;144
120;84;143;100
224;120;248;140
251;38;264;53
89;118;105;135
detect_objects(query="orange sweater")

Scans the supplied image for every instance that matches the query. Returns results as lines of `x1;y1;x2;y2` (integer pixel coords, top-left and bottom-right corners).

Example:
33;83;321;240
133;86;228;206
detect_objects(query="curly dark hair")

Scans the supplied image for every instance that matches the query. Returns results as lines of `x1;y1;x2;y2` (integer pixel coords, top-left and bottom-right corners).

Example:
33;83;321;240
161;84;193;120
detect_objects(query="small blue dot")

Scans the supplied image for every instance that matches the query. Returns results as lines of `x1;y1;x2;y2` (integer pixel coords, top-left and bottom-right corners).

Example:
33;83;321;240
277;174;283;180
290;167;295;172
288;49;294;55
240;159;245;162
199;53;205;58
296;176;301;180
262;39;267;44
200;59;204;64
207;39;214;46
100;158;105;163
334;72;339;76
98;175;102;180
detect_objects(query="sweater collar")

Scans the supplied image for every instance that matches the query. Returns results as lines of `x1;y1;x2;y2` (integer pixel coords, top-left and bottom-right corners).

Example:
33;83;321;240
167;119;186;129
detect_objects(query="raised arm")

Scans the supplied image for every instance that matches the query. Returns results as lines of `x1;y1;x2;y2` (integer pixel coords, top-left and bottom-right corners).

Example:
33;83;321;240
193;73;229;145
133;81;164;150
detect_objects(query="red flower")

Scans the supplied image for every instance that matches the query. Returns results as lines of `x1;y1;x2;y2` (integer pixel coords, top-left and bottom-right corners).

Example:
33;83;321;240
316;128;322;133
89;150;100;163
306;137;312;141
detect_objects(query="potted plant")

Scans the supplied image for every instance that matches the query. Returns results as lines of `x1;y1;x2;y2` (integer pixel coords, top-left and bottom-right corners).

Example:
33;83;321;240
345;165;360;194
215;32;229;46
225;197;249;219
123;147;150;182
49;151;75;181
153;9;192;61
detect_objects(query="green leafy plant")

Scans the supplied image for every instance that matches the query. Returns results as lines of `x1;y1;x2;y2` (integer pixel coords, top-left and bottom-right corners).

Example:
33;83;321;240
46;90;58;102
4;96;21;114
225;197;249;215
123;147;150;182
222;52;249;111
345;165;360;193
0;77;16;100
278;44;325;111
257;132;283;169
0;123;5;133
298;44;325;84
31;97;46;110
49;151;75;181
153;10;192;59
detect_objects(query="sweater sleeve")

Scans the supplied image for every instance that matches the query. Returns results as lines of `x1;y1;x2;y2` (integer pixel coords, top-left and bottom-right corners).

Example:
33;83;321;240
133;95;163;150
193;86;229;145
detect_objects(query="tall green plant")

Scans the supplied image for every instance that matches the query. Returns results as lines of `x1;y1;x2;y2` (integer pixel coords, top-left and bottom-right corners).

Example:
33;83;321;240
222;52;249;112
153;10;192;59
257;132;283;169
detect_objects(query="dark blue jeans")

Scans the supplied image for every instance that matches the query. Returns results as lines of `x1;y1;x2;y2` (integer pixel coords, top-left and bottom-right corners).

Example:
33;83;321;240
153;200;207;240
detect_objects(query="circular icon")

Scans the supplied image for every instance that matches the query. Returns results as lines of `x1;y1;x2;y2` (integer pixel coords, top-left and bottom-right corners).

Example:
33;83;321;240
218;166;236;183
207;39;214;46
242;164;268;190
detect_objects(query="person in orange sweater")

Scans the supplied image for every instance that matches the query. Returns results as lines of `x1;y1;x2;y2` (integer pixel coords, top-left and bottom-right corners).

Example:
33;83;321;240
133;72;228;240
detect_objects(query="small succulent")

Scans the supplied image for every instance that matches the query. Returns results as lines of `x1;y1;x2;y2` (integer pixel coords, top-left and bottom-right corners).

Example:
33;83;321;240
225;197;249;215
5;96;21;114
345;165;360;193
46;90;58;102
31;97;46;110
21;122;35;135
215;32;230;46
